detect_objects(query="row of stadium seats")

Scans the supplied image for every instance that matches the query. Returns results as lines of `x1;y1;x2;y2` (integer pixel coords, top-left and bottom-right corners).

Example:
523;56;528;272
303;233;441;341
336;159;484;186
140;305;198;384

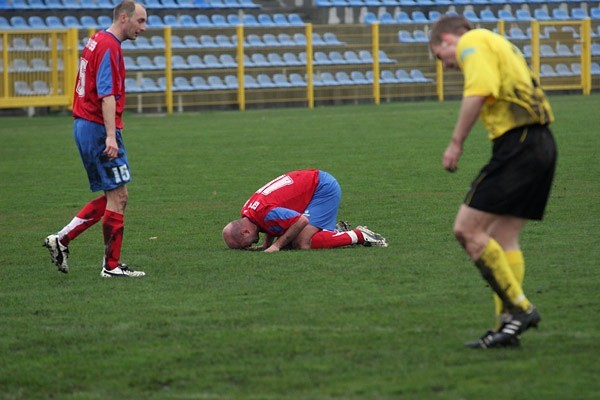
122;68;434;93
119;32;343;50
365;7;600;24
539;62;600;76
2;0;259;10
0;13;305;30
520;43;600;57
316;0;599;6
122;50;395;70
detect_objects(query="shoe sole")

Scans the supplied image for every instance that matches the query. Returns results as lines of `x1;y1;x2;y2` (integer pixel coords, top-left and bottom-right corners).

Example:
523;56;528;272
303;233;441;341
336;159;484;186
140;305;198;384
43;238;69;274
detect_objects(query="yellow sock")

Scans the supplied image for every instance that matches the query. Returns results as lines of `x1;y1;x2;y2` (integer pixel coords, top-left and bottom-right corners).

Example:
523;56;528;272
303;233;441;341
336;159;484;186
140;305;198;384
477;239;530;313
494;250;525;328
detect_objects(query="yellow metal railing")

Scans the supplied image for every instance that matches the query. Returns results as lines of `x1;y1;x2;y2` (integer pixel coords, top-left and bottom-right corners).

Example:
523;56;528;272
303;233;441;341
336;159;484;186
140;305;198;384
0;28;78;108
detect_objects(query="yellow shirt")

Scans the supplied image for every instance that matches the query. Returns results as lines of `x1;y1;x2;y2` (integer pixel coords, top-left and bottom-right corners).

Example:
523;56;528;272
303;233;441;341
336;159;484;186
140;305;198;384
457;29;554;140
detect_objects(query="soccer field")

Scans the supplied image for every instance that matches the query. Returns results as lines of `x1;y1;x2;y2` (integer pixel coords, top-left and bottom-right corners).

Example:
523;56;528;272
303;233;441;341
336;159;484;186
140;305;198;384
1;95;598;399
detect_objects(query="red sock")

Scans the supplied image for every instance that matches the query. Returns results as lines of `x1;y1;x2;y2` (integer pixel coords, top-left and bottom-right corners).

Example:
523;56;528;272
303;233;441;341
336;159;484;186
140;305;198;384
60;195;107;245
102;210;124;270
311;230;362;249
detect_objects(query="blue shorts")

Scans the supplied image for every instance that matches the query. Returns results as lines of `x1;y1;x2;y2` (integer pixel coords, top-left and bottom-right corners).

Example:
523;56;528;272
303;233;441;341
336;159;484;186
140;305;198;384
303;170;341;231
74;118;131;192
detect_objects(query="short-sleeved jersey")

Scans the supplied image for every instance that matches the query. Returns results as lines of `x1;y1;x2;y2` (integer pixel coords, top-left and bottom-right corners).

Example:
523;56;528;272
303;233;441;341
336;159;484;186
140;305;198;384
241;169;320;236
457;29;554;140
73;30;126;129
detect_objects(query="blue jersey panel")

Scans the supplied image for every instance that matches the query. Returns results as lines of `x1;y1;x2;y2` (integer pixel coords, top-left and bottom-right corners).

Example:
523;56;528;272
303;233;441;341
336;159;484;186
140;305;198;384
74;118;131;192
264;207;301;235
97;50;113;97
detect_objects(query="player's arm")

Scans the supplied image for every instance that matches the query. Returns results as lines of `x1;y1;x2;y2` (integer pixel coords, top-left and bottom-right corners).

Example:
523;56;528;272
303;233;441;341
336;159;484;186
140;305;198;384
264;215;310;253
102;95;118;160
443;95;486;172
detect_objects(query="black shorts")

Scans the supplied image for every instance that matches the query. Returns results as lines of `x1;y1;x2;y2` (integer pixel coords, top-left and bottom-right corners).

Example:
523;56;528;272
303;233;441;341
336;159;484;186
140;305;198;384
465;124;557;220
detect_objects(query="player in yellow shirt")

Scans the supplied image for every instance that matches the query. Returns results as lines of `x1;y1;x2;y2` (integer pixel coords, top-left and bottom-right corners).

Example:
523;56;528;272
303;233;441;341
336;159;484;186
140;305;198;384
429;15;557;348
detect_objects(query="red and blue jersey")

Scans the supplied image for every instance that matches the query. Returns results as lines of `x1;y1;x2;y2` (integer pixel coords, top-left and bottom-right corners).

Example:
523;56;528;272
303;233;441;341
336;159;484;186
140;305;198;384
73;30;126;128
241;169;320;236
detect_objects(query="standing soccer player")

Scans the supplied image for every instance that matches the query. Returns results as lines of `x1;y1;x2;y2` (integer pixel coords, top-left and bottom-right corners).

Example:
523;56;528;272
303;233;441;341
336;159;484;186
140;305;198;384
44;1;147;278
429;15;557;347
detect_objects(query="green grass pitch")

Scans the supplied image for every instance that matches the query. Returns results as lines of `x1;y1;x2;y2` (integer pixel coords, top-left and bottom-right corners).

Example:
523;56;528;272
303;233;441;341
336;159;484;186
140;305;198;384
0;95;599;399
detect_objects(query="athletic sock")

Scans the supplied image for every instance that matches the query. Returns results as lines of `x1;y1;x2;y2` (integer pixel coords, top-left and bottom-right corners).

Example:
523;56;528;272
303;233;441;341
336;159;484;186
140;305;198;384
57;195;107;245
102;210;124;270
476;239;531;314
311;229;361;249
494;250;525;328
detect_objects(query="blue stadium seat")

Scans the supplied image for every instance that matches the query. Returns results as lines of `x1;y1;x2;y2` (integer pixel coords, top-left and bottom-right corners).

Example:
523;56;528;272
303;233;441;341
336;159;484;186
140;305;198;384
277;33;295;46
171;35;187;49
247;34;265;47
556;44;572;57
125;78;142;93
358;50;373;64
323;32;343;45
344;50;362;64
283;52;302;66
191;76;209;90
28;16;46;28
97;15;112;28
195;14;213;27
533;9;551;21
32;80;51;95
187;55;204;68
380;70;399;84
555;63;574;77
497;9;515;22
289;73;307;87
224;75;238;89
272;14;290;26
62;15;81;28
570;63;581;75
508;26;528;40
180;14;197;27
215;34;234;48
411;11;428;23
569;8;587;20
242;14;259;26
172;55;191;69
137;55;158;69
80;15;97;28
312;33;326;46
410;69;432;82
243;75;260;89
219;54;237;68
183;35;201;48
398;30;415;43
463;11;479;22
45;0;64;8
199;34;217;48
287;13;304;26
350;71;370;85
258;14;275;27
257;74;276;88
62;0;81;8
551;8;569;21
314;51;332;65
329;51;345;65
395;11;411;24
204;54;223;68
46;16;65;28
250;53;270;67
293;33;306;46
592;62;600;75
150;35;166;49
263;34;280;46
540;64;557;77
210;15;228;27
335;71;355;85
515;9;532;21
227;14;240;26
480;10;497;22
320;72;339;86
395;69;413;83
173;77;194;91
273;73;293;88
540;44;556;57
591;8;600;20
380;12;395;24
364;12;378;25
267;53;285;66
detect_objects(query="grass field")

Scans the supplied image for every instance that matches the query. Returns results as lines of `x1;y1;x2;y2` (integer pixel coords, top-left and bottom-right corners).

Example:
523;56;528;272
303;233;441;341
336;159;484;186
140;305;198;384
1;95;599;399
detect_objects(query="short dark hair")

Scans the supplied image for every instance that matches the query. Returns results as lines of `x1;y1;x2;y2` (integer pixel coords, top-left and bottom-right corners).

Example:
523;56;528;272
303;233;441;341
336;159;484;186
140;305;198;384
429;14;474;45
113;0;136;21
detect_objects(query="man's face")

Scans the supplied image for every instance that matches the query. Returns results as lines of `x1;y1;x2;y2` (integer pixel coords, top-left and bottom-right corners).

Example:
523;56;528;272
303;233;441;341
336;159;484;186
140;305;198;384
125;5;147;41
431;38;459;70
